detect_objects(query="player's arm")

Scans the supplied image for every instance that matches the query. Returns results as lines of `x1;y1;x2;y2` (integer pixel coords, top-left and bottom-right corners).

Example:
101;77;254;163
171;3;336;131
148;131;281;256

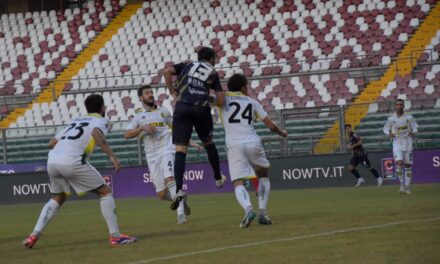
262;117;288;137
189;139;203;152
48;137;58;149
92;128;120;172
124;127;144;139
163;66;176;96
409;116;418;136
211;73;225;107
383;118;394;138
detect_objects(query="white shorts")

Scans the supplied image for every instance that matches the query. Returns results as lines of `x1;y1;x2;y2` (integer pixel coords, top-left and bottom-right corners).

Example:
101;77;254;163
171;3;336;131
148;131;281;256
148;153;174;192
393;150;413;165
47;163;105;195
227;142;270;182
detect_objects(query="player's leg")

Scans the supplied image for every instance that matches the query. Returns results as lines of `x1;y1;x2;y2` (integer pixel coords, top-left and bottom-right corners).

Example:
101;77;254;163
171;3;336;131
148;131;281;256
228;145;256;228
394;151;405;193
193;106;225;187
403;151;413;194
23;164;68;248
72;163;136;245
362;154;382;186
172;102;192;209
349;156;364;187
248;142;272;225
160;153;190;222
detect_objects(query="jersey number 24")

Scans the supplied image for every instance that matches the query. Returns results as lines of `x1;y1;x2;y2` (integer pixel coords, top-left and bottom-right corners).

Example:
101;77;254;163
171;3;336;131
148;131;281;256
228;102;252;125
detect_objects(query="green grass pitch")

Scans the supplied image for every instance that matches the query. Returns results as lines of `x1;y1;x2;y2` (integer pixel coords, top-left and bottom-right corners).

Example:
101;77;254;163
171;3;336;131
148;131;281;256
2;183;440;264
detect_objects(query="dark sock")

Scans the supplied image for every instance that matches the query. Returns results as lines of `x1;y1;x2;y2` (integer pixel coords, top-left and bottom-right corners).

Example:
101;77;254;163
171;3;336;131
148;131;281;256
174;152;186;192
351;169;361;179
370;168;379;178
205;143;221;180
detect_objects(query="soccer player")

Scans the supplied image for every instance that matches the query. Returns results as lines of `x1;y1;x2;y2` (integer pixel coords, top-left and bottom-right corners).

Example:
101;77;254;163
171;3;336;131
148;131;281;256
345;124;383;187
163;46;227;210
218;74;287;228
383;99;418;194
124;85;202;224
23;94;136;248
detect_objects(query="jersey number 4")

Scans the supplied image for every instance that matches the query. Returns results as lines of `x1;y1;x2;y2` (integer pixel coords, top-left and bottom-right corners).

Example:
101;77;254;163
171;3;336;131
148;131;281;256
61;122;89;140
228;102;252;125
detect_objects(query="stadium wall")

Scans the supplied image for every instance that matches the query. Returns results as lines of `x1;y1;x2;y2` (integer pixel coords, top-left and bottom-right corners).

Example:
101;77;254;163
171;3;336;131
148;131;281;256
1;149;439;205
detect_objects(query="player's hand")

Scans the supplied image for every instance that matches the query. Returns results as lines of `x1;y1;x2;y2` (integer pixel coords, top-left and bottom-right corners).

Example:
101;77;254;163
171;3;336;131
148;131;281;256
280;130;288;137
169;89;177;99
142;125;156;134
347;144;353;150
194;143;203;152
389;133;395;139
111;157;121;173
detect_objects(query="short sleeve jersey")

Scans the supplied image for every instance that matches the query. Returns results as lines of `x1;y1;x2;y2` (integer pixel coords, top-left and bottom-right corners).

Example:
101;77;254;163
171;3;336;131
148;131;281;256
48;114;110;165
218;92;268;147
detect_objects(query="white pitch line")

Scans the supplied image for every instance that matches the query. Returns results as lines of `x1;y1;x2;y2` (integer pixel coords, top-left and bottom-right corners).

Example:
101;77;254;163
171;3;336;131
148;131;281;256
127;216;440;264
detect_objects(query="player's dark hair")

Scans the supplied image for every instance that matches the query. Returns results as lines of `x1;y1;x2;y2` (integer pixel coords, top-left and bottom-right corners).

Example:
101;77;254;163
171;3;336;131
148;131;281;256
138;85;152;97
395;98;404;104
344;124;352;128
85;94;104;114
227;74;248;92
197;46;217;61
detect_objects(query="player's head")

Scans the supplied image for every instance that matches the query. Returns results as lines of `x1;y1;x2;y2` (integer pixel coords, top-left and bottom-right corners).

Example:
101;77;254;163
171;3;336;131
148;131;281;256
394;99;404;115
197;46;217;65
138;85;155;107
344;124;353;134
227;74;248;95
85;94;105;116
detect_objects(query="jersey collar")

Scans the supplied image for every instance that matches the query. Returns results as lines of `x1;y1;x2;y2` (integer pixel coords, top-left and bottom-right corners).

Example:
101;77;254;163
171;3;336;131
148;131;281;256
87;113;103;118
225;91;244;96
144;104;158;112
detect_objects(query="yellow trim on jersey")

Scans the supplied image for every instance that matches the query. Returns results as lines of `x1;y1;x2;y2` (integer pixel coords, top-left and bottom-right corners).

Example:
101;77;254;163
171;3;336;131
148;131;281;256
87;113;103;118
84;138;95;155
225;91;244;96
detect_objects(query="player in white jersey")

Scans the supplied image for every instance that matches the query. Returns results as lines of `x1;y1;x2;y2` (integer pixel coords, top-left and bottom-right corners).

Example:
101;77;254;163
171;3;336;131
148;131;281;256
383;99;418;194
23;95;136;248
124;85;202;224
217;74;288;228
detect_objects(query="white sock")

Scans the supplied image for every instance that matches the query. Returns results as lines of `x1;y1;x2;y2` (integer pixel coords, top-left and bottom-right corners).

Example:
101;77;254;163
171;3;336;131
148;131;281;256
167;181;184;215
32;199;60;236
396;165;404;185
404;167;412;187
100;193;120;237
166;181;177;200
234;185;252;213
258;177;270;215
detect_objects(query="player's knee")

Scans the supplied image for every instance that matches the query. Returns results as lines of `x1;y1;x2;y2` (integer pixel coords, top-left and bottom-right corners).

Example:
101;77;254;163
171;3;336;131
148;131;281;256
348;165;355;171
233;179;245;188
202;139;213;147
95;185;112;196
52;193;66;205
396;160;404;167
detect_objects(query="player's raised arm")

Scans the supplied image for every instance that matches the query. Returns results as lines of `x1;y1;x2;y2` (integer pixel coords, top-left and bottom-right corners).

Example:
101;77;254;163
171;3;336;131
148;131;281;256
262;117;288;137
92;127;120;172
163;66;177;97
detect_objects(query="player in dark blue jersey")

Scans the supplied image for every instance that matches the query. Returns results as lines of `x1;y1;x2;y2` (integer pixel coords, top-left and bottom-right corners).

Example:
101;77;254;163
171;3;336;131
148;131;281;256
163;47;226;210
345;124;382;187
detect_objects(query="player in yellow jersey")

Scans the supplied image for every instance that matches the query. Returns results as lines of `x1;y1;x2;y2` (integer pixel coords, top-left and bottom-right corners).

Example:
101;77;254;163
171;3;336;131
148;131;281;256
23;94;136;248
